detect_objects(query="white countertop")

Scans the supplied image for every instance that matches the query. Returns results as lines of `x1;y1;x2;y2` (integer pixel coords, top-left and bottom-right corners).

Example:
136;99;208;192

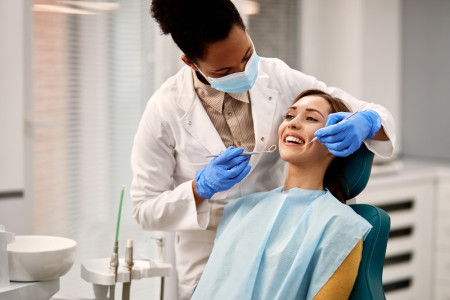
0;279;59;300
369;157;450;186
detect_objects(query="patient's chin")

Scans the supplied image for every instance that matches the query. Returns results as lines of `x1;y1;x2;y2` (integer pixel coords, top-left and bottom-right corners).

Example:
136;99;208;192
281;148;332;167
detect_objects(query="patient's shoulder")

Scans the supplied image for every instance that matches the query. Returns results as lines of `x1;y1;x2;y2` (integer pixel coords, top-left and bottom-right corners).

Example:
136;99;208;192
314;192;367;225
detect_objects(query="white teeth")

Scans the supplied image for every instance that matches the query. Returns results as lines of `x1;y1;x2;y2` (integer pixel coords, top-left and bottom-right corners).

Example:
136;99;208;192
285;136;304;144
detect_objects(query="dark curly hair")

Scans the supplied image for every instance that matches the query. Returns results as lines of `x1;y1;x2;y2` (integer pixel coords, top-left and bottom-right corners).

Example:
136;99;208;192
150;0;246;62
293;89;352;203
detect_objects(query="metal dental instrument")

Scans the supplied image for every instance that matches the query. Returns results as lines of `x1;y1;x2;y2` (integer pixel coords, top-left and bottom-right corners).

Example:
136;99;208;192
122;239;134;300
305;136;319;146
151;234;166;300
206;144;277;158
307;111;359;146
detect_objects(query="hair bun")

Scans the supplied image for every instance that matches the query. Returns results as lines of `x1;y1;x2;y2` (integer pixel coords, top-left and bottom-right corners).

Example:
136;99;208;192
150;0;245;60
151;0;214;35
151;0;182;35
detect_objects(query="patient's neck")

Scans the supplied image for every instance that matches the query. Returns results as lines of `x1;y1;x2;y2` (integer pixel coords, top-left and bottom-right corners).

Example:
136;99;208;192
283;163;328;192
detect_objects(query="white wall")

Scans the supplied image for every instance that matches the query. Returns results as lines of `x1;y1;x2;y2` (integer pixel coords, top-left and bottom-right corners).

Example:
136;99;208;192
401;0;450;160
0;0;32;234
300;0;402;155
0;1;25;192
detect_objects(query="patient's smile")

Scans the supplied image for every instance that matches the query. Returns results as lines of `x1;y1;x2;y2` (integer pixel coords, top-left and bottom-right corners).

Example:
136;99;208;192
285;135;305;145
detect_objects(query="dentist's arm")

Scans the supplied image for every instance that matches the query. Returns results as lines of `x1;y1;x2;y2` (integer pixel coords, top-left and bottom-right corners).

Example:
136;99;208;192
131;99;208;232
131;98;251;231
372;127;389;141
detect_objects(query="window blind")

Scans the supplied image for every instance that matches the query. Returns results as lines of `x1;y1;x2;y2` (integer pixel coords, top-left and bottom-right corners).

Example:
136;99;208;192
30;0;160;298
247;0;301;69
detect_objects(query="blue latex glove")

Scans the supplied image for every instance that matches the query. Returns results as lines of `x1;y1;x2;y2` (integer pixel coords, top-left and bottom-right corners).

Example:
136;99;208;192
196;146;251;199
314;110;382;157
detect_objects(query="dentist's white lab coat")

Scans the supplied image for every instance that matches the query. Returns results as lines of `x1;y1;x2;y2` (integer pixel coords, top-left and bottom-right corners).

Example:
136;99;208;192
131;57;395;299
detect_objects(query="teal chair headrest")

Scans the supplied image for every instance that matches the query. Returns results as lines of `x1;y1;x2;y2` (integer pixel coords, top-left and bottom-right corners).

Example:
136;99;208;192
348;204;390;300
341;144;375;201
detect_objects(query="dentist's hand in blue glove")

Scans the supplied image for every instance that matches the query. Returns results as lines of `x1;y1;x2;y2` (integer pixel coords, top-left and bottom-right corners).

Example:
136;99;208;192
314;110;382;157
195;146;251;199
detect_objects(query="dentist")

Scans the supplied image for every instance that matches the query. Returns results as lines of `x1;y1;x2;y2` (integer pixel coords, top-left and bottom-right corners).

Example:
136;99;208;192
131;0;395;299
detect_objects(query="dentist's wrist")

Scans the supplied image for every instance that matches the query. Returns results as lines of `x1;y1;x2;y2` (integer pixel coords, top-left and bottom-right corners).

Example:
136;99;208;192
192;180;206;206
361;110;382;139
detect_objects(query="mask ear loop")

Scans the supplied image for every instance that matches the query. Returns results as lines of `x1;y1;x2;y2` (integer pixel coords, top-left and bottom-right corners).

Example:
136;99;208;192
192;62;211;84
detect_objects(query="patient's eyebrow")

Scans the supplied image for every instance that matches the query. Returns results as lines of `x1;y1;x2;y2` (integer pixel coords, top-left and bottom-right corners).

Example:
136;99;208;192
287;106;325;118
305;108;325;118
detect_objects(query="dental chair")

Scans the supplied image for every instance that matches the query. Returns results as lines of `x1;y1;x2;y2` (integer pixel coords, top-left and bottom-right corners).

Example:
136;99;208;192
341;144;391;300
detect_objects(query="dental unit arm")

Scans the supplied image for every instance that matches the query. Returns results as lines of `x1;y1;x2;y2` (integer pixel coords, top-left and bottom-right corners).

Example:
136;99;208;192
121;239;134;300
81;187;172;300
81;241;172;300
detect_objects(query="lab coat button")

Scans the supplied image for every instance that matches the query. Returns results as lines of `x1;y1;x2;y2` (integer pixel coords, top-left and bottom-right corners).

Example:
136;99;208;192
268;96;272;100
188;121;192;125
261;137;265;141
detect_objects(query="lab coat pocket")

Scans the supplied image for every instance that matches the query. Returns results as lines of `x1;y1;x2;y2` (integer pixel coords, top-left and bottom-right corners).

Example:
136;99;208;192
174;155;207;184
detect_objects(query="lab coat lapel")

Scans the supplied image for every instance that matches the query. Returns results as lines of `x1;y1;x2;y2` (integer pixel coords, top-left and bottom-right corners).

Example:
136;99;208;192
179;74;225;157
178;66;279;164
248;73;279;167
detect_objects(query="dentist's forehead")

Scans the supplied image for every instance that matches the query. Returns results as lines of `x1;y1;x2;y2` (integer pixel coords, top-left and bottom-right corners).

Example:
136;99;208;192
200;27;252;69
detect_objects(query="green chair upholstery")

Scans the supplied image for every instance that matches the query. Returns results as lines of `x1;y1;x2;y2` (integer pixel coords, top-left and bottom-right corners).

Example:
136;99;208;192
348;204;390;300
341;143;375;201
339;144;391;299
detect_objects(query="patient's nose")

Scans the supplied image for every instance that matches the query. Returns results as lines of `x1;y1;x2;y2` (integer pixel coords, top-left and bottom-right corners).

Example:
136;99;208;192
288;117;301;129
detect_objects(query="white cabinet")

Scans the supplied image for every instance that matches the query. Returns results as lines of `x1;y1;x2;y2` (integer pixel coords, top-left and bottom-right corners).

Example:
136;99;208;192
434;171;450;300
357;160;450;300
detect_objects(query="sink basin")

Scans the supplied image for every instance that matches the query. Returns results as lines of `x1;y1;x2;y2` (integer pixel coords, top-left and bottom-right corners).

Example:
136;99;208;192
7;235;76;281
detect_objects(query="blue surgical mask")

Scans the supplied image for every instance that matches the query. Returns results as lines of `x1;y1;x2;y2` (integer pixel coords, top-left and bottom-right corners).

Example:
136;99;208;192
195;49;260;94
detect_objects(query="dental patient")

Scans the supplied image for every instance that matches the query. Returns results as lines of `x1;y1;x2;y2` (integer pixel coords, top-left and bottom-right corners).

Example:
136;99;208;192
191;89;373;300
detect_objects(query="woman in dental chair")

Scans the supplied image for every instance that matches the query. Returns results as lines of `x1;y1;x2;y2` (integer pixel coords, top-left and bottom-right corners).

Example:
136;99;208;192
191;89;373;300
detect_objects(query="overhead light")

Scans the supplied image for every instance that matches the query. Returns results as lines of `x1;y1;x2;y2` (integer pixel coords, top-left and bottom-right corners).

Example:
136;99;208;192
33;1;120;15
244;0;260;16
33;4;96;15
61;1;120;11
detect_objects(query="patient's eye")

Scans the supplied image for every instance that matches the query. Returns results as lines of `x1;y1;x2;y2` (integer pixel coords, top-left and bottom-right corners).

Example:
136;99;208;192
283;114;295;120
306;116;318;122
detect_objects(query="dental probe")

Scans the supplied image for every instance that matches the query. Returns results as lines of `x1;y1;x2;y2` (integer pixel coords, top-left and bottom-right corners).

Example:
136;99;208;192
307;111;359;146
